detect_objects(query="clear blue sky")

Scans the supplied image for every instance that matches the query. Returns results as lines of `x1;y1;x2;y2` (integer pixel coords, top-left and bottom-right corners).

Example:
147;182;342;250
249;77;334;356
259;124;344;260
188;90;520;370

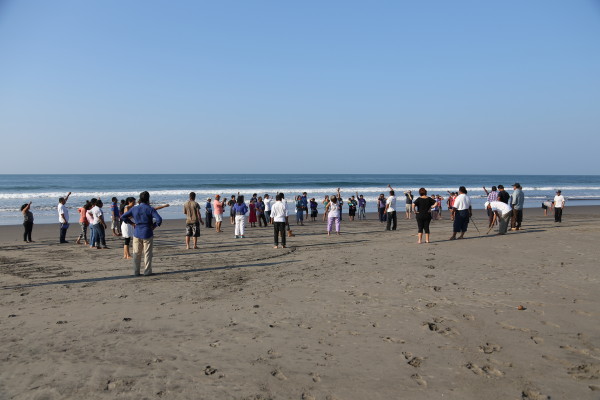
1;1;599;174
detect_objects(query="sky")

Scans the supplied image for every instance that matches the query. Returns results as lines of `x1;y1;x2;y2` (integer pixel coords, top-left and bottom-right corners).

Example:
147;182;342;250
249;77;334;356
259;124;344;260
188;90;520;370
0;0;599;175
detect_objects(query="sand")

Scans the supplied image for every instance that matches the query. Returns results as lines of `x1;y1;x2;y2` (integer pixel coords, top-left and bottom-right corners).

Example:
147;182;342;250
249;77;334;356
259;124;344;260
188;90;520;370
1;207;599;399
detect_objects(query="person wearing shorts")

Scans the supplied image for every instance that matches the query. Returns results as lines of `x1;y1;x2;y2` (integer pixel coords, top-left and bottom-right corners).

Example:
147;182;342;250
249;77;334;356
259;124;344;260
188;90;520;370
183;192;203;249
213;195;225;232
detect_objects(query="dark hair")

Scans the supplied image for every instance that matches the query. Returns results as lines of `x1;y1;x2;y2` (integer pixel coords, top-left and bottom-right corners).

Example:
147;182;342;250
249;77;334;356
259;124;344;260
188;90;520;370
491;186;497;191
419;188;427;196
58;197;65;203
112;197;118;202
126;196;136;204
459;186;467;194
97;200;103;207
84;201;92;210
237;195;244;205
498;185;504;190
90;198;98;206
139;191;150;204
189;192;196;200
389;190;395;195
331;196;338;204
276;193;283;201
21;203;28;211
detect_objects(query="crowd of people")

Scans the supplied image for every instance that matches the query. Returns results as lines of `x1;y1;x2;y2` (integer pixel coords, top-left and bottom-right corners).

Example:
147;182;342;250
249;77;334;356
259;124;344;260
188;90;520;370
17;183;567;275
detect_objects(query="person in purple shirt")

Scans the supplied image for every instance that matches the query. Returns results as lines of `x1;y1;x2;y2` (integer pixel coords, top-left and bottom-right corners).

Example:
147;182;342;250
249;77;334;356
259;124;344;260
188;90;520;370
120;191;163;276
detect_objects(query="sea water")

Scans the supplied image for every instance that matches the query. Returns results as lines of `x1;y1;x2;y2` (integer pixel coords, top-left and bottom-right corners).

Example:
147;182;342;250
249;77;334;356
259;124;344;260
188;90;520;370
1;174;599;225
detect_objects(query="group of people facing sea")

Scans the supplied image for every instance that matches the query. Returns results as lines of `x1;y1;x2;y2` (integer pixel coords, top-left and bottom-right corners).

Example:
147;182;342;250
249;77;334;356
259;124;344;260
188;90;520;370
17;183;567;276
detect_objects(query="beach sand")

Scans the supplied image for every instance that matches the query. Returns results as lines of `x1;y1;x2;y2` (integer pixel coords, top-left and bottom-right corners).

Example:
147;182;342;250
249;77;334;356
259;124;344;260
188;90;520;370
1;207;599;399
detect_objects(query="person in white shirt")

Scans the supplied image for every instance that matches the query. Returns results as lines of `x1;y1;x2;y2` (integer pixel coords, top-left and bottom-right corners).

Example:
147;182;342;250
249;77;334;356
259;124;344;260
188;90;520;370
449;186;472;240
552;190;566;223
485;201;512;235
57;192;71;243
90;200;108;249
264;194;273;224
270;193;289;248
384;184;397;231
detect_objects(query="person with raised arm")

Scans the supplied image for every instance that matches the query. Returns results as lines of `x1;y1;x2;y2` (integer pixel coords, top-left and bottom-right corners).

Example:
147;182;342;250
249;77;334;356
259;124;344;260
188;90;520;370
57;192;72;243
21;201;34;243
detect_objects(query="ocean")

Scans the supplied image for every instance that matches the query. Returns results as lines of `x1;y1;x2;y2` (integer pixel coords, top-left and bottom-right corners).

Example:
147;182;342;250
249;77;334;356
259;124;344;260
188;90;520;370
1;174;599;226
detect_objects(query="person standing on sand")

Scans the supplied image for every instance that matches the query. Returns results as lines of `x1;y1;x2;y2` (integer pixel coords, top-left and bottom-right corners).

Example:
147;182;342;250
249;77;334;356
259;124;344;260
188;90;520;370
483;186;499;228
485;201;512;235
249;198;258;228
120;191;163;276
205;198;213;229
412;188;436;244
497;184;510;204
213;195;225;233
449;186;472;240
228;195;236;225
263;194;272;223
404;190;414;219
111;197;121;237
510;183;525;231
183;192;203;249
301;192;309;220
21;201;34;243
553;190;566;223
57;192;71;243
310;198;318;221
90;200;108;249
271;193;288;248
325;192;342;236
322;195;330;222
256;196;267;227
120;197;136;259
76;201;91;245
377;193;387;223
384;185;397;231
233;195;248;238
356;193;366;220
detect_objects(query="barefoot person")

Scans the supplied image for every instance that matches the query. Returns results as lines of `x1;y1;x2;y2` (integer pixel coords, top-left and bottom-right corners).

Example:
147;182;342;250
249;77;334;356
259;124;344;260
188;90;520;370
57;192;72;243
325;189;342;236
384;185;397;231
213;195;226;233
120;197;136;259
412;188;436;244
183;192;203;249
449;186;472;240
233;195;248;239
271;193;288;248
552;190;566;223
120;191;163;276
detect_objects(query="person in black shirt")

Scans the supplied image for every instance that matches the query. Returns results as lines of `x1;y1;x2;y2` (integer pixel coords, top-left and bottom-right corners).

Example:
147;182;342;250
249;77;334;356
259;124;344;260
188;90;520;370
497;185;510;204
412;188;437;244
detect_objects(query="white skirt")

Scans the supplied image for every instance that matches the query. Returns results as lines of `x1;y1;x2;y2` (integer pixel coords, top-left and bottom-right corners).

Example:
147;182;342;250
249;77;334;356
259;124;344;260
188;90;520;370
121;221;134;238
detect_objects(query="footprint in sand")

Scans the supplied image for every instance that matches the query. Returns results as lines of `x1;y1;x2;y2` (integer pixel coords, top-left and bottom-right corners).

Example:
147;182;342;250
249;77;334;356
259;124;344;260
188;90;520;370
424;274;435;278
568;364;600;380
465;362;504;377
521;387;550;399
271;369;287;380
530;336;544;344
310;372;321;382
425;303;436;308
411;373;427;387
462;314;475;321
479;343;501;354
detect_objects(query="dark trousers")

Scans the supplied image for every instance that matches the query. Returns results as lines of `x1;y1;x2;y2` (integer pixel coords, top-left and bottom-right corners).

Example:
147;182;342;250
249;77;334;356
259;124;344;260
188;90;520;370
378;207;387;222
23;221;33;242
386;211;397;230
453;210;470;233
93;224;106;247
265;210;271;223
274;222;286;246
416;214;432;234
511;208;523;229
258;213;268;227
205;212;213;228
59;223;69;243
554;207;563;222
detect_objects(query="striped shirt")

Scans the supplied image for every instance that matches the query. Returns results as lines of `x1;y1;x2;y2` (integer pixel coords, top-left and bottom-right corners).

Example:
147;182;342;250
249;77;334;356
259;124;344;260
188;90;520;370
487;191;499;202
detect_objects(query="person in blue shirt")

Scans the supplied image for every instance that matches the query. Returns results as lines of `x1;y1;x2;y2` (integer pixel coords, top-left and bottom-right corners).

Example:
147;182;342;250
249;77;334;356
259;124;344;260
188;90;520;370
205;198;213;228
232;195;248;238
120;191;163;276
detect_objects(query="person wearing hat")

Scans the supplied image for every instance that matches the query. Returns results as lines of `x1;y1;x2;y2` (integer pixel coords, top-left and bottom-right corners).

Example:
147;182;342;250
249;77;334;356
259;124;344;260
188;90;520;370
510;183;525;230
552;190;565;223
205;197;213;228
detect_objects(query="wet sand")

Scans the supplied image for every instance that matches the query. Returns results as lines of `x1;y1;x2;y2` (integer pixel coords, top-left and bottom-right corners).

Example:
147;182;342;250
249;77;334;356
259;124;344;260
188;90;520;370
1;207;599;399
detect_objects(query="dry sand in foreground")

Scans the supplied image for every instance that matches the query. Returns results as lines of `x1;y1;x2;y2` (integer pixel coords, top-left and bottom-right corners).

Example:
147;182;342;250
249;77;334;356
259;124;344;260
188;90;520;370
1;208;599;399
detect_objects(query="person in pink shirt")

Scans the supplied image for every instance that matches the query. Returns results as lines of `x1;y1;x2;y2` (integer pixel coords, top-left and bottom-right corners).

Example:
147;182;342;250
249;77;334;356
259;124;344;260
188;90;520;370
212;194;226;233
76;201;91;245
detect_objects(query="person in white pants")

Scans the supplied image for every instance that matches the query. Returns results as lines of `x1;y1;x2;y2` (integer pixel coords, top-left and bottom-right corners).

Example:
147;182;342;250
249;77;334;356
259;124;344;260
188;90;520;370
232;195;248;238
